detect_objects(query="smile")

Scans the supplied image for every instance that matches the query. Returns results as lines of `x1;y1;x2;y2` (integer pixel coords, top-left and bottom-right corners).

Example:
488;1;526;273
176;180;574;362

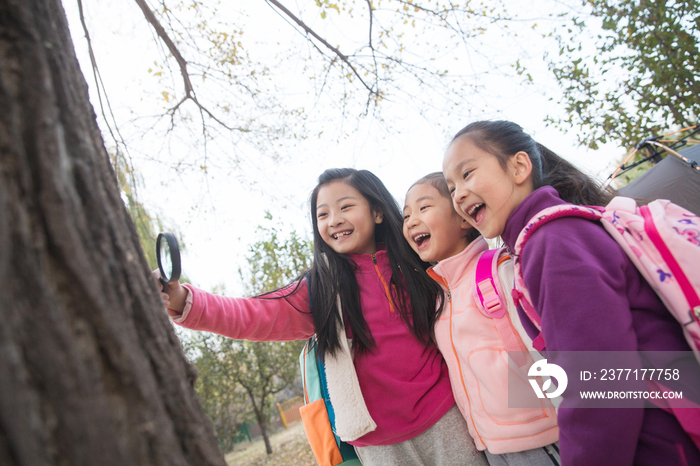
467;203;485;220
332;230;353;239
412;233;431;248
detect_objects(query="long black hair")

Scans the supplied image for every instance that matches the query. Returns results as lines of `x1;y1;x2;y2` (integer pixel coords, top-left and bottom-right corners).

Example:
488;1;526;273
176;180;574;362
307;168;444;359
452;120;615;206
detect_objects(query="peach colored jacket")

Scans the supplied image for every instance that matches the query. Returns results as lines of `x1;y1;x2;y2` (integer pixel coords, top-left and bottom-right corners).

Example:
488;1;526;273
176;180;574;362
428;237;559;454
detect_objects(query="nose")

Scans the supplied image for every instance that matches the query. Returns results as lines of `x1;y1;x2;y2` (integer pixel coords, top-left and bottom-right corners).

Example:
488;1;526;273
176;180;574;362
453;183;469;205
328;211;344;228
406;213;419;230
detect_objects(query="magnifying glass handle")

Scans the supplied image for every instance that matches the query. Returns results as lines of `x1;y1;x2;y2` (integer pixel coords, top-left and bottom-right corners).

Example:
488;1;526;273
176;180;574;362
159;277;168;293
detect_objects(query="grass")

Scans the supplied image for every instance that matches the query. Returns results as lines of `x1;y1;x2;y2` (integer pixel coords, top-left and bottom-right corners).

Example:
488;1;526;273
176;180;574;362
225;421;317;466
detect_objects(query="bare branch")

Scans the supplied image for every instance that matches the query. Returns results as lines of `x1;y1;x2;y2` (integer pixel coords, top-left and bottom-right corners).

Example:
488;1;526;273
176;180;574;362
133;0;194;97
365;0;379;88
134;0;247;132
77;0;134;180
264;0;377;96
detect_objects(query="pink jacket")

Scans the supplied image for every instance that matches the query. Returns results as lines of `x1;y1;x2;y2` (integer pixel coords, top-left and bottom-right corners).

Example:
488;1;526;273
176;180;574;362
172;250;455;447
428;237;558;454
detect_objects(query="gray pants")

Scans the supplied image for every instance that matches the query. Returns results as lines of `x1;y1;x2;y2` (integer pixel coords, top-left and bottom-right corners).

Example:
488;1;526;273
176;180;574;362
353;404;489;466
484;443;560;466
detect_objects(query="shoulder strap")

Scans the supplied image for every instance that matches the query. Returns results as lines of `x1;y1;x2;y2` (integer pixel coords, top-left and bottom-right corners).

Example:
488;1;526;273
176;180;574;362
473;248;528;367
474;248;506;318
511;204;604;352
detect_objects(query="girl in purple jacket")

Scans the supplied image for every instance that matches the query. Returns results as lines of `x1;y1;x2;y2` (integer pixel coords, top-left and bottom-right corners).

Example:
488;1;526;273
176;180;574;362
441;120;700;466
159;168;487;465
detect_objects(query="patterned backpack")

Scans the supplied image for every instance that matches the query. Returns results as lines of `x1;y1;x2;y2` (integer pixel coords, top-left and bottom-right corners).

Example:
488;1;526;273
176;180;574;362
510;196;700;362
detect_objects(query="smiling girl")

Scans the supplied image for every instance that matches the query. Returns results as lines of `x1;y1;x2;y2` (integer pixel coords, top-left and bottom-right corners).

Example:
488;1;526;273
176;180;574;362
403;173;559;466
442;120;700;466
159;168;487;466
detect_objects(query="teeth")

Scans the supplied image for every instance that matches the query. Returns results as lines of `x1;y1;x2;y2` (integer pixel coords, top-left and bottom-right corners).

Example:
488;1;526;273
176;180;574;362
332;231;352;239
468;203;484;217
414;233;430;243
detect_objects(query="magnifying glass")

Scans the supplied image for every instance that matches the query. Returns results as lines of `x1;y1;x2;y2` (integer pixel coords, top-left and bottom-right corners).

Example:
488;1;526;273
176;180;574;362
156;232;181;292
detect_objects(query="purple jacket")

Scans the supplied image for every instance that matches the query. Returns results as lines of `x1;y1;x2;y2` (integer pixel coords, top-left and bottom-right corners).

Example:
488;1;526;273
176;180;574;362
502;187;700;466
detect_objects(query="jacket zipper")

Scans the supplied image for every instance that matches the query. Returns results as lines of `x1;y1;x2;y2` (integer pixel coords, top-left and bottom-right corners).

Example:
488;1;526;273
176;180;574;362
444;279;484;446
372;254;396;312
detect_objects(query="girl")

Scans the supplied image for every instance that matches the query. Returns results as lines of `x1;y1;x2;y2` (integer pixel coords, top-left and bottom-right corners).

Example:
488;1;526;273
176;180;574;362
403;173;559;466
160;168;488;466
442;120;700;466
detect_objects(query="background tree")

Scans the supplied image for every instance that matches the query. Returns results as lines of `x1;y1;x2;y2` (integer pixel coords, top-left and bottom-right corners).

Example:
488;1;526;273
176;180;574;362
0;0;224;464
184;214;312;455
181;330;251;454
547;0;699;150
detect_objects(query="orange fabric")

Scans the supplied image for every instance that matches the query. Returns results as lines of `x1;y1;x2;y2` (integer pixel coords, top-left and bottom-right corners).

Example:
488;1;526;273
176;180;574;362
497;254;511;267
372;254;396;312
299;399;344;466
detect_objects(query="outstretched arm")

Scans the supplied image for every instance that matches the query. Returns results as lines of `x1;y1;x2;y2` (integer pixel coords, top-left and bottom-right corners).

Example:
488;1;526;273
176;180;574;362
155;271;315;342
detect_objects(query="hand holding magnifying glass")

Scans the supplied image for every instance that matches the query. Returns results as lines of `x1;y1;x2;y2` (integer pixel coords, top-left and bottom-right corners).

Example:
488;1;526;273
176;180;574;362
154;232;188;314
156;232;181;292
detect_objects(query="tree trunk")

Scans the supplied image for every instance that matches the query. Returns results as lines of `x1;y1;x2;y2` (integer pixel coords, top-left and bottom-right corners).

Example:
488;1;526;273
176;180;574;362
245;386;273;455
253;402;274;455
0;1;225;465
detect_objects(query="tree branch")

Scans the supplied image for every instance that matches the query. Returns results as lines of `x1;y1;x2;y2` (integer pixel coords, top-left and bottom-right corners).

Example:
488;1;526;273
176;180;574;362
134;0;193;97
264;0;377;96
134;0;245;132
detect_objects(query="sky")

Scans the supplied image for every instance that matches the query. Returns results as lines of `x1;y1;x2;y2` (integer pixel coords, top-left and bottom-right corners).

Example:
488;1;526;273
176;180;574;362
62;0;624;294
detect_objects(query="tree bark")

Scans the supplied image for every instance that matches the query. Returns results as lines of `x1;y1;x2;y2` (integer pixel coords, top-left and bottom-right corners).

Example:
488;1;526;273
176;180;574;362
0;0;225;464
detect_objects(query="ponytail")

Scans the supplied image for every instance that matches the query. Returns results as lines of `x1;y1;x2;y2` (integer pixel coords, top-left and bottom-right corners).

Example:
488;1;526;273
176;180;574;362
536;143;615;206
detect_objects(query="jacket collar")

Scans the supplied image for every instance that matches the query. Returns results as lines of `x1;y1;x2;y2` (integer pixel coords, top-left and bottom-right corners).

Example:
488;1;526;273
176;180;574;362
347;248;389;270
428;236;488;288
502;186;566;250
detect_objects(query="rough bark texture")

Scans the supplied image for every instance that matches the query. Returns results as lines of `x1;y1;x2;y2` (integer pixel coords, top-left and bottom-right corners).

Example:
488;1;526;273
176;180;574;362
0;0;226;464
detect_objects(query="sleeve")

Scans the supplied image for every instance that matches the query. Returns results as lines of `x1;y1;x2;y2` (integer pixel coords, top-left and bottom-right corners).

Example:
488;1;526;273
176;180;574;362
172;279;315;342
521;217;644;466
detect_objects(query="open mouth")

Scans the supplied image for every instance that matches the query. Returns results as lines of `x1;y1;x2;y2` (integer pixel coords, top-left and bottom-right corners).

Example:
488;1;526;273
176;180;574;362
467;203;485;222
412;233;431;249
332;230;353;240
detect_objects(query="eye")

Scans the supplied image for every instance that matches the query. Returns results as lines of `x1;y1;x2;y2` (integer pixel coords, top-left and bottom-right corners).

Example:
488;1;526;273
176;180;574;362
419;205;430;212
403;214;410;221
448;187;455;196
317;212;327;219
462;170;473;180
341;204;353;210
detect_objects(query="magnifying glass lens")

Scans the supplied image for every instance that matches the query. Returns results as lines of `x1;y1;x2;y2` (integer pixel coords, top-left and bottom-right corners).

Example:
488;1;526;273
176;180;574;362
156;232;181;292
159;242;173;281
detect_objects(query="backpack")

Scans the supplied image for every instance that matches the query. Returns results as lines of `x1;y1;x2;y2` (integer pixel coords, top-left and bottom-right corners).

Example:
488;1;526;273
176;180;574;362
509;196;700;451
510;196;700;362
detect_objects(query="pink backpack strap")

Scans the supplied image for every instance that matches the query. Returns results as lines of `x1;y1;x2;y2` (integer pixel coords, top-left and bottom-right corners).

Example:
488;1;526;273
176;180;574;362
511;205;604;352
473;248;528;367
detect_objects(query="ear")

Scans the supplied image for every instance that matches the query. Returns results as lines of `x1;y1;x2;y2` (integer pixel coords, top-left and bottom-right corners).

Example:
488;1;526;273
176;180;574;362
460;217;471;231
373;207;384;224
511;150;533;186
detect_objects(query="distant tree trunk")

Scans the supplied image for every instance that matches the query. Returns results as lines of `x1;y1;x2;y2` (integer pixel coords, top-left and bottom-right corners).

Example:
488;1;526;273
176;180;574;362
249;393;274;455
0;1;225;465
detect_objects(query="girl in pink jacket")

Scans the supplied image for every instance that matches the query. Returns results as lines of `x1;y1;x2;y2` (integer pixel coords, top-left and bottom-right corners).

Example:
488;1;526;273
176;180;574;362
403;173;559;466
160;168;487;466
